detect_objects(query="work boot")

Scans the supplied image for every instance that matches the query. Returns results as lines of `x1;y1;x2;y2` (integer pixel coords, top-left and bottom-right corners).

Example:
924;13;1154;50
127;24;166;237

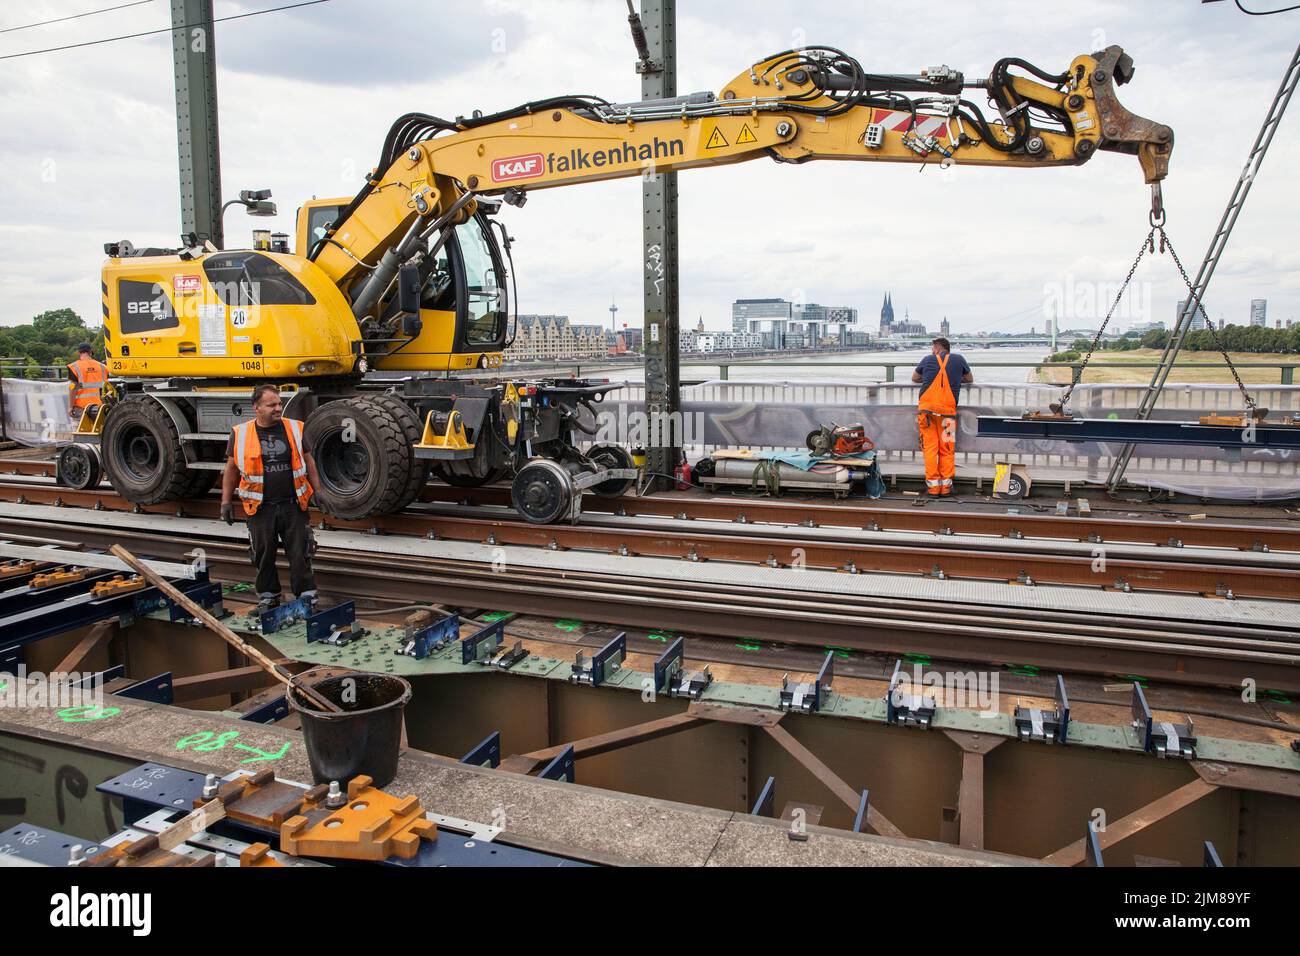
297;591;319;615
256;594;281;615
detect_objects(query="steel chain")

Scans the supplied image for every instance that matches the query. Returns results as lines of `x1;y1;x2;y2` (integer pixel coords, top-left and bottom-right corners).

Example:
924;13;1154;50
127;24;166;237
1056;227;1155;411
1157;228;1258;412
1058;222;1258;415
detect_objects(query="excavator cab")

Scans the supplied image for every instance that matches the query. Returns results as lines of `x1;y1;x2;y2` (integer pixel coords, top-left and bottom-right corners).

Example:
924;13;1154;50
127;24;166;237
295;198;509;372
295;201;347;259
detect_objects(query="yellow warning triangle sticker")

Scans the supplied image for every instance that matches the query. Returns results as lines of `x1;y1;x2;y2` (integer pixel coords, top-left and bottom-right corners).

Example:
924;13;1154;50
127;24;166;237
704;126;729;149
736;123;757;144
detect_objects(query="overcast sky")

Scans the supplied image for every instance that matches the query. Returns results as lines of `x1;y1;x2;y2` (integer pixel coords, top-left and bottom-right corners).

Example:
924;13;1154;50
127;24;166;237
2;0;1297;337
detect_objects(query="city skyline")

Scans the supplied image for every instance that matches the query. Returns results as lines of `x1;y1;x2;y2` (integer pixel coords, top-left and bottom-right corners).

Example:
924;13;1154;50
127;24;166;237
589;291;1287;338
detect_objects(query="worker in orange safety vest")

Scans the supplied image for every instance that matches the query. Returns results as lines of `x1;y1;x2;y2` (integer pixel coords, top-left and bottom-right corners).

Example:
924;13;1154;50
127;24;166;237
911;337;973;496
221;384;324;614
66;343;107;419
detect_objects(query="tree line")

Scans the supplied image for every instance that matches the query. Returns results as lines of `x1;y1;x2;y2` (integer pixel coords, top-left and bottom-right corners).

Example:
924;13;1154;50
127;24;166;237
1;309;104;379
1083;324;1300;354
1049;323;1299;362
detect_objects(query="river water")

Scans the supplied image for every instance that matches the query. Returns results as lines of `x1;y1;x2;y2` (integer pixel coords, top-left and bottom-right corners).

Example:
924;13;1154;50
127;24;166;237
557;345;1053;387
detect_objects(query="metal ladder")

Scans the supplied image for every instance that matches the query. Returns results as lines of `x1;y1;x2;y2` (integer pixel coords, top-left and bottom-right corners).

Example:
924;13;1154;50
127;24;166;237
1107;42;1300;492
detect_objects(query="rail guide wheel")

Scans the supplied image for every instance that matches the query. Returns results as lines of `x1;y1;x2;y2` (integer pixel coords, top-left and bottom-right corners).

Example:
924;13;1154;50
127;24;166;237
57;442;102;490
586;443;636;498
511;459;577;525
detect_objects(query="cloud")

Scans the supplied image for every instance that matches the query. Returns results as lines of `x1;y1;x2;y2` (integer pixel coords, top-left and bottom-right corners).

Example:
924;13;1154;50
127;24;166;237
212;1;529;86
0;0;1296;335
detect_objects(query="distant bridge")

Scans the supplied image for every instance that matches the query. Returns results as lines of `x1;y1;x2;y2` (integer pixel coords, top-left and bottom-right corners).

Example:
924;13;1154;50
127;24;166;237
892;333;1122;348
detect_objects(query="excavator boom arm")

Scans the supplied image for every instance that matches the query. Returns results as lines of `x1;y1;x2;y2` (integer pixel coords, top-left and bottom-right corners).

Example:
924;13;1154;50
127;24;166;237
312;43;1172;315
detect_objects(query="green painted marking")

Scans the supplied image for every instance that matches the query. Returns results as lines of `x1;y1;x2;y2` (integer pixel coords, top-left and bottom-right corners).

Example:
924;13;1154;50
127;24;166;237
1005;664;1040;677
554;620;583;632
823;645;851;660
735;641;761;652
1115;673;1149;688
480;611;511;622
176;730;239;752
57;705;120;723
175;730;288;763
647;630;674;643
903;653;931;665
232;741;291;764
223;582;254;593
1263;689;1293;704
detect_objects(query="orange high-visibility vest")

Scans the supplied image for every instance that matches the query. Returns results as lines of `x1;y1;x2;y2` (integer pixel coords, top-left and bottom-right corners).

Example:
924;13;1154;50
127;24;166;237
232;418;312;516
917;352;957;416
67;357;107;410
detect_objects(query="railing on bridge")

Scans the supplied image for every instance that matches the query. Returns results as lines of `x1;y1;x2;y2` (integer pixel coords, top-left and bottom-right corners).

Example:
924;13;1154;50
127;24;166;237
537;358;1300;385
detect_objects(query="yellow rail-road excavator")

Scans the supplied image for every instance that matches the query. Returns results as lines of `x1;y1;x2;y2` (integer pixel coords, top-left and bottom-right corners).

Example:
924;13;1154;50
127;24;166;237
66;44;1172;523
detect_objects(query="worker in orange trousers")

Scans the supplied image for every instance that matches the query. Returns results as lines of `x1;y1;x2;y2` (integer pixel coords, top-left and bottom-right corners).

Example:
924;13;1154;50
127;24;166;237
912;337;972;496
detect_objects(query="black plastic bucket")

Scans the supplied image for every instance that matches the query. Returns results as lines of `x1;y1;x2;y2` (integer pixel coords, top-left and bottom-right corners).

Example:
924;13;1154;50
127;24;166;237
289;673;412;788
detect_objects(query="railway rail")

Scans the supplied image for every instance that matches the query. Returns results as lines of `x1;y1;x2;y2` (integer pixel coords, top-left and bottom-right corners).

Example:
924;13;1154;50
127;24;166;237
3;507;1299;693
5;457;1297;550
0;467;1296;599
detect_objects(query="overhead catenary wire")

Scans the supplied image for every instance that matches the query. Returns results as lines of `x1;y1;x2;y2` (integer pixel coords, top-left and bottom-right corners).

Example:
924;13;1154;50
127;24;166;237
0;0;331;61
0;0;153;34
1234;1;1300;13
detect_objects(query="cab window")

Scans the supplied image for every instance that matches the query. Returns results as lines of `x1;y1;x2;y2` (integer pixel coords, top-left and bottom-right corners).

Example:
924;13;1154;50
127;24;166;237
306;204;344;253
455;216;505;347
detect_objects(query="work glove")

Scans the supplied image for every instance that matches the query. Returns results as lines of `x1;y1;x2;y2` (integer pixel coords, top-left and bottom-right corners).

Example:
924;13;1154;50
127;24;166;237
220;502;235;525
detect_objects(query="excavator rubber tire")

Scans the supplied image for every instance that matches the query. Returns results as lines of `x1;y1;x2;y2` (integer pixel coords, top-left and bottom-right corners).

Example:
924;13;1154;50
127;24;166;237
101;395;194;505
304;397;411;521
368;392;429;512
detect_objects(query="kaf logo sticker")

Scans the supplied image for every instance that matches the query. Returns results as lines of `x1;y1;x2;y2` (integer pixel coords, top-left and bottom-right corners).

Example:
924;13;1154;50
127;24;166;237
491;153;543;183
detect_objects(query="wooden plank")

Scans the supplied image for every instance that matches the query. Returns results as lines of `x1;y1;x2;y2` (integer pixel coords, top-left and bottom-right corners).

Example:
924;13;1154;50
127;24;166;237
498;754;543;775
108;544;340;713
173;665;275;702
762;723;904;839
53;620;115;675
522;711;707;763
1041;778;1219;866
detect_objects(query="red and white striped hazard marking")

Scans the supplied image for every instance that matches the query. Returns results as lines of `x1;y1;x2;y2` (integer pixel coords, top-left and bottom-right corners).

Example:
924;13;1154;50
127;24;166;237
870;109;948;140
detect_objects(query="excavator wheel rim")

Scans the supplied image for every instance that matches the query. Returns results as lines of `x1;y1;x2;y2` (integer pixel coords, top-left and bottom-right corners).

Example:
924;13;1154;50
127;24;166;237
100;395;191;504
304;398;411;521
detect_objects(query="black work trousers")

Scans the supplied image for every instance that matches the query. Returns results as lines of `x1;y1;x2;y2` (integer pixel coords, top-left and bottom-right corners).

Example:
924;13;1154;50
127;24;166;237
247;500;317;600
